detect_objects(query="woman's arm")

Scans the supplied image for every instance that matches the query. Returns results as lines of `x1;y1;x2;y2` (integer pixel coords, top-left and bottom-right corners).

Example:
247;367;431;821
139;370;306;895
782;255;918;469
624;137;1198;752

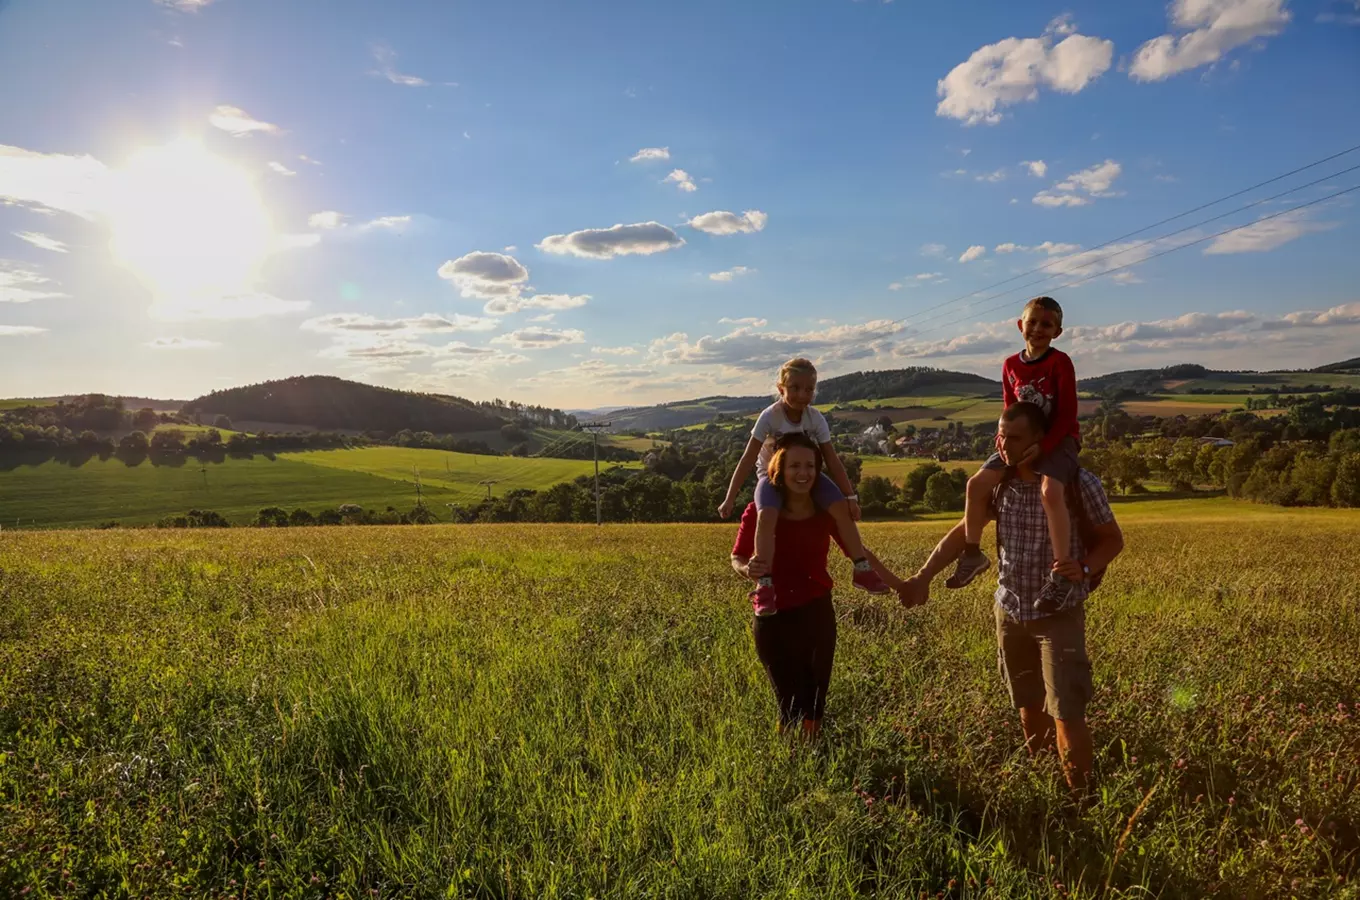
720;438;764;516
730;554;768;581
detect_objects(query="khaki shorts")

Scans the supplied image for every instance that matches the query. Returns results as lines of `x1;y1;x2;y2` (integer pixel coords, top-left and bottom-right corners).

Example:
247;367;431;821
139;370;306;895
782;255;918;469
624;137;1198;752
994;603;1092;721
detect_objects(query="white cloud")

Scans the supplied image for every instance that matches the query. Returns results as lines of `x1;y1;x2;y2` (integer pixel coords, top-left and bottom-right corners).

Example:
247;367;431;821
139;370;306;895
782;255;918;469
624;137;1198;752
0;325;46;337
0;144;108;219
146;336;219;349
302;313;498;335
687;210;768;235
437;251;530;298
155;0;216;9
936;18;1114;125
592;345;640;356
630;147;671;163
1023;159;1048;177
298;155;322;166
920;242;948;257
491;327;587;349
650;319;904;372
308;211;346;229
537;222;685;259
709;266;754;282
14;232;67;253
995;240;1082;254
360;215;411;233
208;105;280;137
370;44;429;87
958;244;987;263
888;282;903;291
975;168;1008;183
482;293;590;316
718;316;768;327
1263;302;1360;329
0;264;62;304
267;161;296;177
149;292;308;321
1034;159;1122;207
527;313;555;323
1130;0;1291;81
1203;208;1338;254
664;169;698;192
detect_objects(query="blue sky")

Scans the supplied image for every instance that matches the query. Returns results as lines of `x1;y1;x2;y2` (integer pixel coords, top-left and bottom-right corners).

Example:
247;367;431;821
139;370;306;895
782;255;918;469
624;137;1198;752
1;0;1358;407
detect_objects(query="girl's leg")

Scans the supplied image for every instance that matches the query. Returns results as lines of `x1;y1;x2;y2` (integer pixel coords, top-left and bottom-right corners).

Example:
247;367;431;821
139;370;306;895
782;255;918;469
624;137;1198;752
753;477;782;572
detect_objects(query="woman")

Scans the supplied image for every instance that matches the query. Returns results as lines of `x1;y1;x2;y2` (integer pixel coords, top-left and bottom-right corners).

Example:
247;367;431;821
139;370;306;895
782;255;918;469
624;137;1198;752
730;433;907;737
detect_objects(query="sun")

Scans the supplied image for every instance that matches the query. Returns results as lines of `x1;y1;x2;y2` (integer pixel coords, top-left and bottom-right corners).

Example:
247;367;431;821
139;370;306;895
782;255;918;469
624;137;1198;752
106;139;274;311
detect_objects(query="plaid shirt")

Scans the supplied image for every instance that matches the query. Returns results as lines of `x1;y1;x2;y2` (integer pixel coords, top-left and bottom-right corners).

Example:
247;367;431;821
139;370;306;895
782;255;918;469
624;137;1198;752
993;469;1115;621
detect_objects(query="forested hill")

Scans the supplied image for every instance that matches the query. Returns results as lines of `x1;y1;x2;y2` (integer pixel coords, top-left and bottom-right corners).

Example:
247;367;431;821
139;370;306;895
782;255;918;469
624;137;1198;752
813;367;999;402
182;376;510;434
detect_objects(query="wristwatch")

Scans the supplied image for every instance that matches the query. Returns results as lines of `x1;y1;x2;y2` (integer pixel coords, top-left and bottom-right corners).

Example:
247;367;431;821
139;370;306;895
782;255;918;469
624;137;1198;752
1080;560;1091;579
845;494;859;501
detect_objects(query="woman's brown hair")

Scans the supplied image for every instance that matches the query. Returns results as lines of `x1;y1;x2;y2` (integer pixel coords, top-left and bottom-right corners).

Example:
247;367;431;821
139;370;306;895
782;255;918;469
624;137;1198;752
767;432;823;503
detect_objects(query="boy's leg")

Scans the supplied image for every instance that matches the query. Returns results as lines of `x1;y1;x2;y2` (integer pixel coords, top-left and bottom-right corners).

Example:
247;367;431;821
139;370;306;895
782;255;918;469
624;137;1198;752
1039;475;1071;565
814;475;888;594
946;459;1004;588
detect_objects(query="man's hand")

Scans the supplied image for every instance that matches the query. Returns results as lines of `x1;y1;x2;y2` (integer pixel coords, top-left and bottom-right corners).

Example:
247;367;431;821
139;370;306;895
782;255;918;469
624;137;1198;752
846;498;862;522
745;556;770;580
897;574;930;608
717;497;735;519
1051;558;1084;583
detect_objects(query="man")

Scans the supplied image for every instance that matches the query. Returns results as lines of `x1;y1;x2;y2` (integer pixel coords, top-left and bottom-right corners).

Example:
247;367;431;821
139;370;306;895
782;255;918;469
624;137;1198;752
898;402;1124;792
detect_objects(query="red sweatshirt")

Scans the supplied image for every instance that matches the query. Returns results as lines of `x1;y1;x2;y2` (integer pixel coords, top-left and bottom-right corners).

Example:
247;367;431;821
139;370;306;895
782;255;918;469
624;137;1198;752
732;503;848;612
1001;347;1080;455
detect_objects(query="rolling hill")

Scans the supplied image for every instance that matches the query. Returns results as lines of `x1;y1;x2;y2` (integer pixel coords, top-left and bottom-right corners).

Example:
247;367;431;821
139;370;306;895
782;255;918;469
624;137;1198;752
1079;362;1360;396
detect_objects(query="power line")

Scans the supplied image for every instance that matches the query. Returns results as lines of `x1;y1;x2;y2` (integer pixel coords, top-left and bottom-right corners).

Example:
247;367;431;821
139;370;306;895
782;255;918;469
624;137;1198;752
897;142;1360;326
905;182;1360;344
899;162;1360;334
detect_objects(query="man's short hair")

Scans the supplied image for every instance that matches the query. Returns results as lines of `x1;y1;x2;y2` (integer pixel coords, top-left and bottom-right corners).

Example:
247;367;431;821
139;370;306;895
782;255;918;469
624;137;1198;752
1001;401;1048;434
1023;295;1063;327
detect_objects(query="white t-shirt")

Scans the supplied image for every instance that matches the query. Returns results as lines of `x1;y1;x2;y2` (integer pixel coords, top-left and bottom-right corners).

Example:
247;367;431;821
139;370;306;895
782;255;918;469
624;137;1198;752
751;401;832;479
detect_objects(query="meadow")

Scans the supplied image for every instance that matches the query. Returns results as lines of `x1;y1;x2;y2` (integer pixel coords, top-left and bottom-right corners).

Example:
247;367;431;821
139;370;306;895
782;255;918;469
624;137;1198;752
0;449;636;528
1;506;1357;898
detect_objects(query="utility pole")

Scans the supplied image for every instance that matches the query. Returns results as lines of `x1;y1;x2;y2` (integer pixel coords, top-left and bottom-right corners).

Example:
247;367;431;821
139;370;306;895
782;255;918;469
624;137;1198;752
479;479;498;500
581;421;611;525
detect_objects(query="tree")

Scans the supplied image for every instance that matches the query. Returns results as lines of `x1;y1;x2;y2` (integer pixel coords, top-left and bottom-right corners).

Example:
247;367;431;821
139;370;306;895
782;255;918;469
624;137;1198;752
904;462;944;504
119;430;149;453
133;407;159;432
408;504;437;524
255;507;289;527
288;508;317;526
214;414;233;430
1332;453;1360;508
923;471;962;512
150;429;186;452
501;423;529;443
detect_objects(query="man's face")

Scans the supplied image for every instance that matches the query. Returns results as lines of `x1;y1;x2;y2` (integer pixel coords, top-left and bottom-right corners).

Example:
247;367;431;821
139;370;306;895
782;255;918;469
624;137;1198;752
997;414;1040;466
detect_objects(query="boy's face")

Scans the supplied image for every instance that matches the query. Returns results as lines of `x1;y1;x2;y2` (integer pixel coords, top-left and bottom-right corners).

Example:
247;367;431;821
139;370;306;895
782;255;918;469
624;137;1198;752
780;373;817;410
1017;307;1062;352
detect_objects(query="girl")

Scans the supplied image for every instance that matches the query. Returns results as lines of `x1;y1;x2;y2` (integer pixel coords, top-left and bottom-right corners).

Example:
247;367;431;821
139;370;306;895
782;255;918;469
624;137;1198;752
730;433;906;737
719;357;888;615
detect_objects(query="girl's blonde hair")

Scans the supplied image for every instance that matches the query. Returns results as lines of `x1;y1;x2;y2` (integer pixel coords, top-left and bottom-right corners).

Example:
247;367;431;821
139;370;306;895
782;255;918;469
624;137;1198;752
777;357;817;392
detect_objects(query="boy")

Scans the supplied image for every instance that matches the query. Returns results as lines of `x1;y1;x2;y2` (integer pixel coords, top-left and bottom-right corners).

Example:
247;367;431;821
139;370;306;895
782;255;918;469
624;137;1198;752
947;296;1082;611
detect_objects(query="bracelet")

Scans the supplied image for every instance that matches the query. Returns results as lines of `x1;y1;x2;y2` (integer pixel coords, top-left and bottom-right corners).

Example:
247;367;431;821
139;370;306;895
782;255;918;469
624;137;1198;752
845;494;859;501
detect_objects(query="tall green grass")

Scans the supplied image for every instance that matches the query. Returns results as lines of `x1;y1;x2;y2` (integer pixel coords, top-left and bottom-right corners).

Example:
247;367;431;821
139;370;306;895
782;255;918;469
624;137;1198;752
1;516;1357;897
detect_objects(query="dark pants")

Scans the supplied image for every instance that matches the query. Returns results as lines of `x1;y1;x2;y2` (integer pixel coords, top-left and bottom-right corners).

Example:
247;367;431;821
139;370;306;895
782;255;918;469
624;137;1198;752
752;594;837;726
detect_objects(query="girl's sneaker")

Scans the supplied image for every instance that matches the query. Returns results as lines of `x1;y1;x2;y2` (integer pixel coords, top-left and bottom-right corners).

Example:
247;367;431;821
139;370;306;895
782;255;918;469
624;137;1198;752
852;567;891;594
750;581;778;616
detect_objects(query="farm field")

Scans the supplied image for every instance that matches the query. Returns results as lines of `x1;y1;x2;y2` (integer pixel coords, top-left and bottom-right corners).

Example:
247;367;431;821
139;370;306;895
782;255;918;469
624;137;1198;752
860;455;987;482
0;448;637;528
1;510;1357;897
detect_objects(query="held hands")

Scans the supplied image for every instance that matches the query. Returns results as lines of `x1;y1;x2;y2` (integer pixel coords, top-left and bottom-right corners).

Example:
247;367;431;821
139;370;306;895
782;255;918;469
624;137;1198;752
717;497;735;519
896;574;930;609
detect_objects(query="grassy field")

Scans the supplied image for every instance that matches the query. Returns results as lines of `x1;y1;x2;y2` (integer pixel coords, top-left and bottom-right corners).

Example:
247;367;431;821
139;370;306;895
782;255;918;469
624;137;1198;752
0;449;638;528
0;398;56;410
1;508;1357;898
861;456;986;482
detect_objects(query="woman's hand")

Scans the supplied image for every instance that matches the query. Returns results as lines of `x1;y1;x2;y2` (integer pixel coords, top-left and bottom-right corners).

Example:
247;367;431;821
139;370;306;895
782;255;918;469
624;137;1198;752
744;556;770;580
717;497;735;519
897;574;930;608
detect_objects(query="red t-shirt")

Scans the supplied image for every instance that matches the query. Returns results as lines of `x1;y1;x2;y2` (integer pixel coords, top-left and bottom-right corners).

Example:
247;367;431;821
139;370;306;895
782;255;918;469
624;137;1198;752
731;502;848;612
1001;347;1080;455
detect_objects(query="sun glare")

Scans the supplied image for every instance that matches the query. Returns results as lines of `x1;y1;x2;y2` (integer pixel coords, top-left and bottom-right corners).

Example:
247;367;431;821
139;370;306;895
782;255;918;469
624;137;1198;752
106;140;274;311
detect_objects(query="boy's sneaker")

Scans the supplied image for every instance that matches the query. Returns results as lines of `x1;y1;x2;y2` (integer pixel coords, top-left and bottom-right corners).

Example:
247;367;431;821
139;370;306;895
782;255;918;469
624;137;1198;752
946;551;991;589
1033;572;1077;615
750;582;778;617
852;567;891;595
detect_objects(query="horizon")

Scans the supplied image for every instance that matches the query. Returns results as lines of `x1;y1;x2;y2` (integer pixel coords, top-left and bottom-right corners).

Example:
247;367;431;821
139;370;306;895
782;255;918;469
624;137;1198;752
2;0;1359;406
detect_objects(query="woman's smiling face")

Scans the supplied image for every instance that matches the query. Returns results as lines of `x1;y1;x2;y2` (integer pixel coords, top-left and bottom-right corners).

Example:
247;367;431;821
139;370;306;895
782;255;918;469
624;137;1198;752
780;446;819;496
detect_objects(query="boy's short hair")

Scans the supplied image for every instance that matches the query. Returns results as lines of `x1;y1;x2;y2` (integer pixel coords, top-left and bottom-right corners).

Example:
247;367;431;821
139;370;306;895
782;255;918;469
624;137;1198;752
1001;401;1048;435
1022;295;1063;327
